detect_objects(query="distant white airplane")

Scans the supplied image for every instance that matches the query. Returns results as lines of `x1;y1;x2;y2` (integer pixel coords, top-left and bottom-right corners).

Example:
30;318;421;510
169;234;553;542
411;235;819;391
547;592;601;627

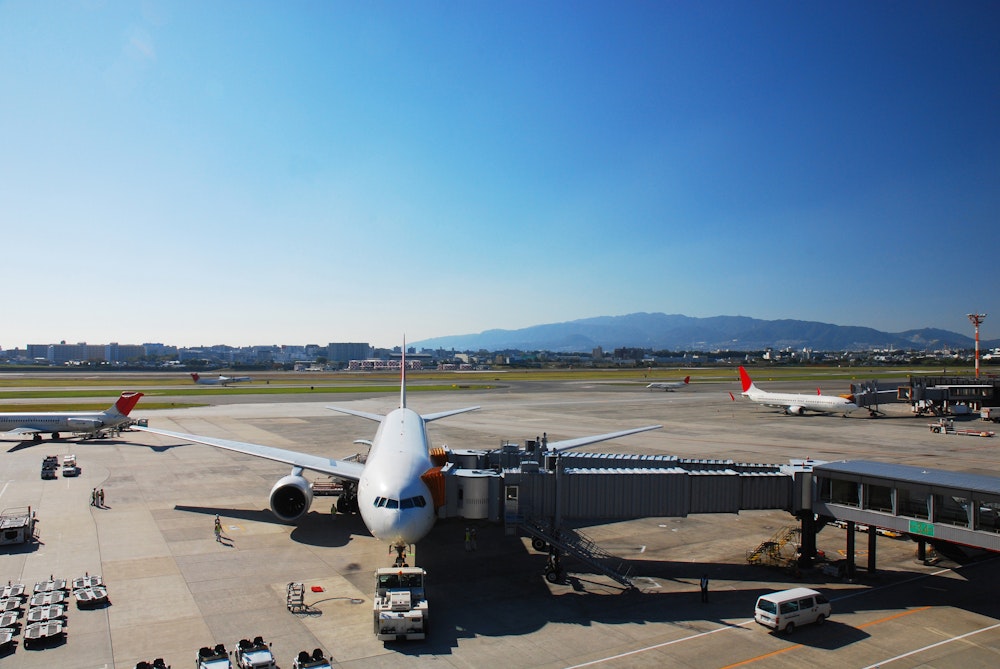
137;353;661;563
737;366;858;416
646;376;691;391
190;373;252;386
0;392;144;441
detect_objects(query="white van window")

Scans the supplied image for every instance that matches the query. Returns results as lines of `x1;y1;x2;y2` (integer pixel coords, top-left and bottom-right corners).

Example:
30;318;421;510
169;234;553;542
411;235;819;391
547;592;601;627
779;601;799;614
798;597;814;608
757;599;776;615
815;594;829;605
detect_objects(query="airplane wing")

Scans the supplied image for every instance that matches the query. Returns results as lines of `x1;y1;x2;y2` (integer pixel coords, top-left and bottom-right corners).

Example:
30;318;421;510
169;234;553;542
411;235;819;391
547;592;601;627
5;427;42;435
131;425;366;481
547;425;662;453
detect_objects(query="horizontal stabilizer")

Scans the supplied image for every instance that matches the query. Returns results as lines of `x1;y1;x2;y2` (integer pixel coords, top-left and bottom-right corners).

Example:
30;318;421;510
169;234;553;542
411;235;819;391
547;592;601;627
547;424;662;453
422;406;480;422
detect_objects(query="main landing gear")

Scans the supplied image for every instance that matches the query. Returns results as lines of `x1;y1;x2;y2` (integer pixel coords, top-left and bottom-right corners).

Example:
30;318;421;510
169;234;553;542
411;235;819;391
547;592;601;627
334;482;359;514
531;537;565;583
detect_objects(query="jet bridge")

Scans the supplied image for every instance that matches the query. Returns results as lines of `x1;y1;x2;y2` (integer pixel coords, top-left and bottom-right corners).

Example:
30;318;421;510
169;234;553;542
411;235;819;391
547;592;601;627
437;443;811;585
812;459;1000;575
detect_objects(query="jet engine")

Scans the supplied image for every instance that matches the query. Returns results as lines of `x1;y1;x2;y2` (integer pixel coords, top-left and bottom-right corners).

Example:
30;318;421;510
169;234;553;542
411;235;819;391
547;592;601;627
67;418;103;431
786;406;805;415
269;474;313;522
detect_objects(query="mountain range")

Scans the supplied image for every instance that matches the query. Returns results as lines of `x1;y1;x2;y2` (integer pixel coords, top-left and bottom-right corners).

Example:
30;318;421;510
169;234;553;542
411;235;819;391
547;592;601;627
411;313;996;353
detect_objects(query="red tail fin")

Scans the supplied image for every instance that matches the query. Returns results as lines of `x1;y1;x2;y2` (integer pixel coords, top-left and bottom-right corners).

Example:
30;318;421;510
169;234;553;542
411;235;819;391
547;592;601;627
191;373;200;382
114;392;143;415
738;366;754;393
683;376;691;384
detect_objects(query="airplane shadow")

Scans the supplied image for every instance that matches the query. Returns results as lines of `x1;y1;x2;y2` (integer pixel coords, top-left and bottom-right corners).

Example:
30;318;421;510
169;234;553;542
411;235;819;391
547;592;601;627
172;505;367;548
4;438;186;453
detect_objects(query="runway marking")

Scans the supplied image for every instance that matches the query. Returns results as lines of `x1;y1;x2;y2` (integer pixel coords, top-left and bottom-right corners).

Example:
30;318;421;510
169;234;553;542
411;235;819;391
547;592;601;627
0;480;9;500
564;562;987;668
716;607;931;669
563;620;755;668
860;620;1000;669
718;643;801;669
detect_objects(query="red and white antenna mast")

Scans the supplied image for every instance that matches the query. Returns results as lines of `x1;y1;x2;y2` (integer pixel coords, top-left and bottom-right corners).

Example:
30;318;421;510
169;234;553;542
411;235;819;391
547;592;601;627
968;313;987;378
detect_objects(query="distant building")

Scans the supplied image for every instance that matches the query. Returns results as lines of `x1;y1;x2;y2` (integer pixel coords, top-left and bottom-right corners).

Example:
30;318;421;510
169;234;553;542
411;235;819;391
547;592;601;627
328;342;371;364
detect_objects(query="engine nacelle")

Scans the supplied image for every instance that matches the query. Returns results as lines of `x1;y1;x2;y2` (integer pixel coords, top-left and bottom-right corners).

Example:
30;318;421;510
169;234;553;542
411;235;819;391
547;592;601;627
269;474;314;522
67;418;103;431
787;405;805;415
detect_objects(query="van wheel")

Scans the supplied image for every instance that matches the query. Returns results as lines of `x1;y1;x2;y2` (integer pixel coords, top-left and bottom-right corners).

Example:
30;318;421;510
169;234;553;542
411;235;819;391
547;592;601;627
783;622;795;634
815;614;825;626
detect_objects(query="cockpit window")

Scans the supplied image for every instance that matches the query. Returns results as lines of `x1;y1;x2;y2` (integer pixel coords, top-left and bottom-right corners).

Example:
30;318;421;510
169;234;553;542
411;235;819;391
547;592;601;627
373;495;428;509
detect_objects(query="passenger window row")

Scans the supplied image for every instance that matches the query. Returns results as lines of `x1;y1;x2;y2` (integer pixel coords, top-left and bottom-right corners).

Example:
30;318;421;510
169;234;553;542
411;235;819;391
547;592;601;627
373;495;427;509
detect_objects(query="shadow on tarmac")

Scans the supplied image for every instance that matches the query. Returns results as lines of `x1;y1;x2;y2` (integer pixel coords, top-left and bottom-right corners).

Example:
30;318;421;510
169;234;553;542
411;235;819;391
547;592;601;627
385;521;998;657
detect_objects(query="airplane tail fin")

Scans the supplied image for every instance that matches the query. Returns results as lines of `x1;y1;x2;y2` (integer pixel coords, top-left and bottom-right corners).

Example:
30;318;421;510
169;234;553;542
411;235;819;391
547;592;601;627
109;392;143;417
400;340;407;409
683;376;691;384
191;373;200;383
738;366;756;394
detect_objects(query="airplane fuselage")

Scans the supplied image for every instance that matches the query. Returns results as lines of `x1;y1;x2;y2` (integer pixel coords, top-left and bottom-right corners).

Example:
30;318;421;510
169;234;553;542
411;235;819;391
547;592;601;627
356;408;437;546
0;410;112;434
745;388;857;414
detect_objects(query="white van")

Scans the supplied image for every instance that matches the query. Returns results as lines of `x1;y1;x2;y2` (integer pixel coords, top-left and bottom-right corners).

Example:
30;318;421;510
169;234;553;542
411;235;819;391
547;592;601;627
754;587;831;633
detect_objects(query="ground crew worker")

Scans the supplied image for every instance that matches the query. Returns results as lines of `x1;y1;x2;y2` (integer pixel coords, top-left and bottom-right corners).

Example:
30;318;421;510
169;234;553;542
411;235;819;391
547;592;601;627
700;574;709;603
464;527;471;551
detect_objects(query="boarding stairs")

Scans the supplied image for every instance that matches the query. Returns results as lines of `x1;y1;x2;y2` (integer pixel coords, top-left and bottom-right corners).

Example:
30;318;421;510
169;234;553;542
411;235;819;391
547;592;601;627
514;514;636;589
746;526;801;568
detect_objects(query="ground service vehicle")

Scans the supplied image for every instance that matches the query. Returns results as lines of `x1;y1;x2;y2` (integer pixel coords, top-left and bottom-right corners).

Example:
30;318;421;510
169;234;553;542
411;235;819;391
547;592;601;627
233;637;275;669
197;644;232;669
292;649;332;668
373;566;428;641
754;587;831;633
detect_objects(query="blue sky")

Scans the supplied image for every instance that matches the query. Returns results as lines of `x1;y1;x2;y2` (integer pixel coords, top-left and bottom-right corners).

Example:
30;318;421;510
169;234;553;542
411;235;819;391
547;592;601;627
1;1;997;349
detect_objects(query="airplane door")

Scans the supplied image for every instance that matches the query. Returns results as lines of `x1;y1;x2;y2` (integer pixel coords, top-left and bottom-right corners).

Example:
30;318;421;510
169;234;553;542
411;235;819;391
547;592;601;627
504;486;519;535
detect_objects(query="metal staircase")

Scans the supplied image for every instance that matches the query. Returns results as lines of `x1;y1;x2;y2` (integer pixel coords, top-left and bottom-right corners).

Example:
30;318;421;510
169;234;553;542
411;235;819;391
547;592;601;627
513;514;636;589
746;526;801;568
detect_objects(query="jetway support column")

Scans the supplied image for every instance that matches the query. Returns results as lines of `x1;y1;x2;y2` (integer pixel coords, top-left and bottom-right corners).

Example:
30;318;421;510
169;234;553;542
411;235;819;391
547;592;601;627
917;539;927;563
867;526;877;574
846;521;857;579
798;513;818;567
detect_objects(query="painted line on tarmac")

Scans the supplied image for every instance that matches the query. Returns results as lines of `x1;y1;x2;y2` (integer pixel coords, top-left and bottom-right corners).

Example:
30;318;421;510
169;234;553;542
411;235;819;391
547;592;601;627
563;620;755;669
562;561;993;668
860;620;1000;669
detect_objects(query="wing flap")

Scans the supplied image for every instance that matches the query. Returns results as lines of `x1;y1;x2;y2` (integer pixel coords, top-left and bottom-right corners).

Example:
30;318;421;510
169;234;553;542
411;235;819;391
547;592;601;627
132;425;365;481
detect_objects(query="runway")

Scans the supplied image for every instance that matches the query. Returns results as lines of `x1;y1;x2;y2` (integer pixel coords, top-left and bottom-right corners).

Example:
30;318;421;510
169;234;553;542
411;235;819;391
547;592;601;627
2;376;1000;667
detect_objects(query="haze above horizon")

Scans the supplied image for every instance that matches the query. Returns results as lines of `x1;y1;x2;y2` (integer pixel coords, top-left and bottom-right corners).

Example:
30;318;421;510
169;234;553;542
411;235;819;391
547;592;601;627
2;2;997;350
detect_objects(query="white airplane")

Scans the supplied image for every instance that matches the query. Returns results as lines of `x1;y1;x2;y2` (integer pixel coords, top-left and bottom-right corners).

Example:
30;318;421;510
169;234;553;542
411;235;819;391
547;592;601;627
0;392;144;441
737;366;858;416
646;376;691;391
135;358;661;562
190;373;252;386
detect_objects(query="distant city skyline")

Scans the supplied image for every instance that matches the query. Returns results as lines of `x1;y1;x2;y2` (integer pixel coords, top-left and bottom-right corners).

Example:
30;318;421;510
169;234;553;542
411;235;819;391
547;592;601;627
2;3;997;350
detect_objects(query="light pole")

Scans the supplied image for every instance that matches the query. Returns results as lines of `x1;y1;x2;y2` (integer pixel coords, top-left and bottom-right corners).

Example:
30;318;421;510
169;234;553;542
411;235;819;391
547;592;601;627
968;313;987;378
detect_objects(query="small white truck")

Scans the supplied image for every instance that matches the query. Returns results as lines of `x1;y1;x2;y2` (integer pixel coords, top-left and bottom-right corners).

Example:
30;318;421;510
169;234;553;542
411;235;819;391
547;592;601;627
373;567;428;641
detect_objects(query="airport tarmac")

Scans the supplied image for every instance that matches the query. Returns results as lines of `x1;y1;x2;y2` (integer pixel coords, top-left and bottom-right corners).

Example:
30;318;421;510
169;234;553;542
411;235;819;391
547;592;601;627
3;376;1000;667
